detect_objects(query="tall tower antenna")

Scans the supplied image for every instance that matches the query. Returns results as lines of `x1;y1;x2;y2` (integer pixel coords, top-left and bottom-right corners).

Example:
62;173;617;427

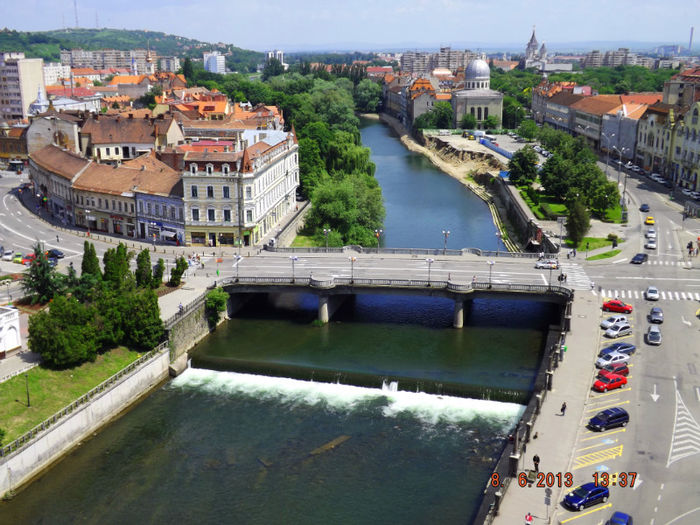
690;27;695;54
73;0;79;28
96;11;99;29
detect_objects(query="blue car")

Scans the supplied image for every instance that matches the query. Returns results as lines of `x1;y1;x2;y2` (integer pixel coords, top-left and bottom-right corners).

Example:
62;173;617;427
598;342;636;357
563;482;609;511
607;511;633;525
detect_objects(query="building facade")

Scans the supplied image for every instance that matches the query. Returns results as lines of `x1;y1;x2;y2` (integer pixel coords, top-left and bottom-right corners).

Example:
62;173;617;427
203;52;226;74
43;62;71;86
0;52;45;121
451;59;503;129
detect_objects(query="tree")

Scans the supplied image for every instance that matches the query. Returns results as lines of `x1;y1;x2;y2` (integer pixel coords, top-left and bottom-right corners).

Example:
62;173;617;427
502;96;526;129
484;115;500;130
182;57;194;82
566;201;591;248
460;113;477;130
508;146;539;186
0;428;5;447
22;241;60;303
152;258;165;289
353;79;382;112
169;256;188;286
262;58;285;81
517;119;538;140
103;243;133;289
122;289;164;351
135;249;152;288
81;241;101;279
205;287;229;326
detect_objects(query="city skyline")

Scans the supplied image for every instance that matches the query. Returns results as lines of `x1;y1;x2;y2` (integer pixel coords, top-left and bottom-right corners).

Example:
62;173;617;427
2;0;698;52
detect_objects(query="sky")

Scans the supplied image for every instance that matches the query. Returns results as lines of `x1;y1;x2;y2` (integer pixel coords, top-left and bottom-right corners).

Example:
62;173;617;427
3;0;699;52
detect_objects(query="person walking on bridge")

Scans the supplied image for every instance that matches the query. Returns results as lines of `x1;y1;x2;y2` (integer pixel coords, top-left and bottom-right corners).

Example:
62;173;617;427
532;454;540;473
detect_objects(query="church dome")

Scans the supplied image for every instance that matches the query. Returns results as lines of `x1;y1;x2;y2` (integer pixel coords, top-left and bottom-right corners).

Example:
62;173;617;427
465;59;490;80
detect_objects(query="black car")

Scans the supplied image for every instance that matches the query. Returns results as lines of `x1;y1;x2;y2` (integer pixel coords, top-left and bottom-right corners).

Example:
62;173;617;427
649;307;664;324
639;204;650;212
588;407;629;431
47;248;64;259
631;253;648;264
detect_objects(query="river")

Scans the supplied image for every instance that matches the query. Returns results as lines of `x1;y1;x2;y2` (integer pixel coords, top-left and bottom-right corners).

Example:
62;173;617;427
0;119;542;525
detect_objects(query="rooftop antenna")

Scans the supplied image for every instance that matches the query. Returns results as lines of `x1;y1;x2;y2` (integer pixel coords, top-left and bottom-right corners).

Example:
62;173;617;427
73;0;79;28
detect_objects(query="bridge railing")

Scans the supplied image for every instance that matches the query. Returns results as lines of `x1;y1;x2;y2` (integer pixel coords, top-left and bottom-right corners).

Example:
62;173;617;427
218;276;573;300
264;245;545;258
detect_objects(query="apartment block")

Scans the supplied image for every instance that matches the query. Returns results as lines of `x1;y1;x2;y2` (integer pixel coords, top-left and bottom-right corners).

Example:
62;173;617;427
0;52;45;121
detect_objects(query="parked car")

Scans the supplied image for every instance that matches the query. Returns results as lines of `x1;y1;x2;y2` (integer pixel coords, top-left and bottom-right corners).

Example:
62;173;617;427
645;286;660;301
47;248;64;259
631;253;648;264
645;216;655;225
639;203;650;212
598;342;636;357
601;315;628;329
563;482;609;511
645;228;656;239
600;362;630;376
593;373;627;392
1;249;13;261
648;306;664;324
646;325;662;345
605;323;632;338
47;257;58;267
681;188;693;196
588;407;630;431
606;511;633;525
21;253;36;265
603;299;633;313
596;351;631;368
645;239;657;250
535;259;559;269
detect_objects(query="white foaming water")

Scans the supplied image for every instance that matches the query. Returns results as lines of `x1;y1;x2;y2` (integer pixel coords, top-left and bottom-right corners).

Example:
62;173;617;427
171;367;524;430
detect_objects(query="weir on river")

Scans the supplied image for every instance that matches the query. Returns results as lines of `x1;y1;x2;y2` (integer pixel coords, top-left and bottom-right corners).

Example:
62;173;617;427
0;118;552;525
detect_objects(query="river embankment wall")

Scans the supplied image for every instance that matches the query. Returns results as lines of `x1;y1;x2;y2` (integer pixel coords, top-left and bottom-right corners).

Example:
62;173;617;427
0;347;170;496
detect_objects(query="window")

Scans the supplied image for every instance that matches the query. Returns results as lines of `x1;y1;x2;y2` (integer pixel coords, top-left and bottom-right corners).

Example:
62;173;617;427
223;164;230;175
208;209;215;221
147;203;152;215
98;198;102;208
179;208;183;220
206;164;213;175
223;186;230;199
245;186;252;199
130;203;134;213
118;201;122;212
246;209;253;222
139;201;143;213
170;206;175;219
106;147;110;156
191;185;198;198
112;200;116;210
155;204;160;216
207;186;214;198
693;108;699;126
223;209;231;222
192;208;199;221
190;164;197;174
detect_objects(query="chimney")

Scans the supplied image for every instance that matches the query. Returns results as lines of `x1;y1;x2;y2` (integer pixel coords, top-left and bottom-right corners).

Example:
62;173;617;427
128;113;133;119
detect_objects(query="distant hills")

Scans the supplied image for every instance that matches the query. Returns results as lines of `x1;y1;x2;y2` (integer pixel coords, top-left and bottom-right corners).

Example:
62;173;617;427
0;28;264;72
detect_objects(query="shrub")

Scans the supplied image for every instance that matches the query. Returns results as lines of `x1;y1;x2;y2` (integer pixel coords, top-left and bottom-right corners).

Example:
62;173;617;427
526;186;540;205
540;202;557;220
205;287;229;327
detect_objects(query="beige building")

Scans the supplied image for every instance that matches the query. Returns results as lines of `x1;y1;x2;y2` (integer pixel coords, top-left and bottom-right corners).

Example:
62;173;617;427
26;110;83;155
669;102;700;192
451;59;503;129
0;52;45;121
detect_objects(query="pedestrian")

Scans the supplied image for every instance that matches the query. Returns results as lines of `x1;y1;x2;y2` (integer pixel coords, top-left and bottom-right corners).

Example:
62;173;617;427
560;402;567;416
525;512;534;525
472;275;476;284
590;281;595;290
56;235;59;243
567;251;570;259
533;454;540;473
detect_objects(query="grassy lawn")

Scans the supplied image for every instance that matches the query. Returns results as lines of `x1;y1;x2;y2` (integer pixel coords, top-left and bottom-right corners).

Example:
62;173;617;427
0;347;141;443
587;249;622;261
291;234;317;247
566;236;623;250
602;203;624;223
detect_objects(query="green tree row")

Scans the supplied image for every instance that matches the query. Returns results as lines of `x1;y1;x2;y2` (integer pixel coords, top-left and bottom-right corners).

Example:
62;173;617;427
548;65;678;95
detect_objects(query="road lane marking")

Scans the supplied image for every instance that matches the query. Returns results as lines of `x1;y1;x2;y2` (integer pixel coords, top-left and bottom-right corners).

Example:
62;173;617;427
634;290;639;299
581;429;626;441
573;445;623;469
586;400;629;412
661;291;667;300
667;377;700;467
612;258;628;264
593;387;632;397
560;503;612;522
577;439;620;452
675;291;680;300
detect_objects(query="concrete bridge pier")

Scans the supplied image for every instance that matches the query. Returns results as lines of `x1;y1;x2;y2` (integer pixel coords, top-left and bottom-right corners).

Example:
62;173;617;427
453;300;464;328
318;294;348;324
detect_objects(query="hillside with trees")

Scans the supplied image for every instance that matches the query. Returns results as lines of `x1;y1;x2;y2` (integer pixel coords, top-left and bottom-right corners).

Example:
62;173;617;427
0;28;264;72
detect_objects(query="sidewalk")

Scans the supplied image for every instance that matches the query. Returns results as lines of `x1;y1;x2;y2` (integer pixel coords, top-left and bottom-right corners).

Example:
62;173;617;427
493;292;603;524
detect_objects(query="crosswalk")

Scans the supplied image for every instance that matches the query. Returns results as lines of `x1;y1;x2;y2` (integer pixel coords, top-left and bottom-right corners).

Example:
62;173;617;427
595;289;700;301
644;260;692;267
558;262;592;290
667;380;700;468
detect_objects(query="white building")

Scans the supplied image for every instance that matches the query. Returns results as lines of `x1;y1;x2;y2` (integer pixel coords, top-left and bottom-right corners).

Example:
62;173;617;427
0;306;22;358
0;52;45;121
43;62;71;86
203;52;226;74
159;56;181;73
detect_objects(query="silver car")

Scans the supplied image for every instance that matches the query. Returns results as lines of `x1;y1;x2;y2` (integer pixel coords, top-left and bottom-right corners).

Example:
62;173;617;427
645;286;660;301
645;228;656;239
601;315;628;329
646;325;662;345
649;307;664;324
645;239;657;250
596;351;631;368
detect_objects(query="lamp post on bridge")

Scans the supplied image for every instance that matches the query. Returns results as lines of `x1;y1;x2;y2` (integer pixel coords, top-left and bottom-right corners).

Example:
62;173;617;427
495;231;502;256
289;255;298;282
487;260;495;289
442;229;450;254
323;228;331;251
234;254;242;281
374;229;383;252
349;256;356;283
426;258;434;285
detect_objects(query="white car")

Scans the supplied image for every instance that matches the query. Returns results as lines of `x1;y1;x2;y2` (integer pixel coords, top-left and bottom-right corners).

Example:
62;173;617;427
535;259;559;269
645;239;657;250
596;351;631;369
645;228;656;240
681;188;693;196
645;286;660;301
1;249;13;261
601;315;628;329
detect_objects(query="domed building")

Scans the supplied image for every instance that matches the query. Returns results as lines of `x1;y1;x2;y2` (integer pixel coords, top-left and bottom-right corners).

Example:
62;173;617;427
451;58;503;129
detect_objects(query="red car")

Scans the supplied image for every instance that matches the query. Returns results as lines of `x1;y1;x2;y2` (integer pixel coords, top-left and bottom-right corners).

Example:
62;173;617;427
21;253;36;265
602;299;633;314
599;363;629;377
593;374;627;392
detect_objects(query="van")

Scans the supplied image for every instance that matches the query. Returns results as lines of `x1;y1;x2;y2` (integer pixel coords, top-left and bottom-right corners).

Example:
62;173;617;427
588;407;629;431
2;249;13;261
605;323;632;338
484;134;497;141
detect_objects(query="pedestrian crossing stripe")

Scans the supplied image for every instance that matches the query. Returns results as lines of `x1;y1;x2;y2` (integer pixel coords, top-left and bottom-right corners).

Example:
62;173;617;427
644;260;692;267
596;291;700;301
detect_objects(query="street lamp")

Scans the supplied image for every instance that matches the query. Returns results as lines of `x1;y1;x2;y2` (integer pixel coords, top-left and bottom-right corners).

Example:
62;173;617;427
601;132;615;175
25;373;30;407
495;231;502;256
487;260;495;288
442;229;450;254
234;254;242;281
289;255;298;282
85;209;92;237
323;228;331;251
426;258;434;284
613;146;630;186
557;217;566;254
349;256;356;283
549;265;554;289
374;229;383;252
